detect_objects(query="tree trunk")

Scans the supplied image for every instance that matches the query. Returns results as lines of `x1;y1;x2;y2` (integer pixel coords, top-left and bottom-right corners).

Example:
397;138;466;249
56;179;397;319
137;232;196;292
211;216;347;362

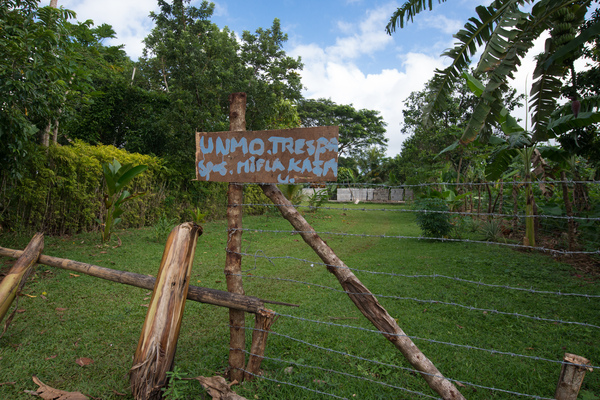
130;223;201;400
226;92;247;383
244;308;276;380
512;177;519;231
0;233;44;326
260;184;465;400
561;171;576;251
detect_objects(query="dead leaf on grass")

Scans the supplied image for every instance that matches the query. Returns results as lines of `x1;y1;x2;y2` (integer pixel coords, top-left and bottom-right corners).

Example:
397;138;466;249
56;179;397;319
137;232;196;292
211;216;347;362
45;355;57;360
55;308;67;312
29;376;89;399
185;376;247;400
140;304;149;307
69;273;80;277
111;389;126;396
17;309;26;313
456;381;466;388
0;381;15;386
75;357;94;367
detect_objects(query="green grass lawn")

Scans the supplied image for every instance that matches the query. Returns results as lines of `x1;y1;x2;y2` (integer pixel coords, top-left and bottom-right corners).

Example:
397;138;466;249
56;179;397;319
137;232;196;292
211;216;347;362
1;203;598;399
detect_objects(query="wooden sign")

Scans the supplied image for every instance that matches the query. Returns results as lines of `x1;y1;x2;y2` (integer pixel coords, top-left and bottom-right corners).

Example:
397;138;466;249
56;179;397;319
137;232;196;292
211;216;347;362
195;126;338;183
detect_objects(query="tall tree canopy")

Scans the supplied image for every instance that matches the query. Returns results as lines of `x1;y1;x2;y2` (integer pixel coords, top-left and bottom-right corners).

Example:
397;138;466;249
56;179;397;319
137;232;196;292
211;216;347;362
297;98;388;157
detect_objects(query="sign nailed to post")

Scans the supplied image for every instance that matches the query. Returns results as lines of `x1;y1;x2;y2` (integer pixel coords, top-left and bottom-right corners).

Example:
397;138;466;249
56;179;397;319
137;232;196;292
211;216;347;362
195;126;338;183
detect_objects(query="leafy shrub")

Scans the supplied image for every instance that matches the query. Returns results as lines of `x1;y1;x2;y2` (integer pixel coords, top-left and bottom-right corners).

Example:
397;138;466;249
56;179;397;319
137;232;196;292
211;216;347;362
480;219;504;242
243;184;269;215
307;189;329;212
413;198;452;237
152;213;178;242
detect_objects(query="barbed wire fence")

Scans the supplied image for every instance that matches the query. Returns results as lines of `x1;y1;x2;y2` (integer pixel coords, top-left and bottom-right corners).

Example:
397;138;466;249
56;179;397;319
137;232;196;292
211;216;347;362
211;179;600;399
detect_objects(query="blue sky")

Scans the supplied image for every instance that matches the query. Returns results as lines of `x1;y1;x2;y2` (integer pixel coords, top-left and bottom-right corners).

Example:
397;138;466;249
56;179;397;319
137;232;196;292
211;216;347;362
60;0;544;156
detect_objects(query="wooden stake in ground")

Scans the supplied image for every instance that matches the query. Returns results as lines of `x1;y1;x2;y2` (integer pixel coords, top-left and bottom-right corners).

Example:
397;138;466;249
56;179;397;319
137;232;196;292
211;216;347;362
260;184;465;400
244;308;276;380
225;92;247;383
555;353;593;400
130;223;202;400
0;232;44;330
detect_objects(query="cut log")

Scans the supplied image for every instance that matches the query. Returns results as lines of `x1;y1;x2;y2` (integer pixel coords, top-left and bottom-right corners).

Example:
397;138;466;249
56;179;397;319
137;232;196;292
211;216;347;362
130;223;202;400
260;184;465;400
555;353;593;400
0;246;298;313
0;233;44;327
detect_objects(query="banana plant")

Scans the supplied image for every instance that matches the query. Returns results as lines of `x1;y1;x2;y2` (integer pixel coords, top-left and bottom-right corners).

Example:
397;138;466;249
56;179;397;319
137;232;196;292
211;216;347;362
99;159;148;244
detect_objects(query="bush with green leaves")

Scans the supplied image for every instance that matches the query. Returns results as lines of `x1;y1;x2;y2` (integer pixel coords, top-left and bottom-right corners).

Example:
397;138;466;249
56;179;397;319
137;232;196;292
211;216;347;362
413;197;452;238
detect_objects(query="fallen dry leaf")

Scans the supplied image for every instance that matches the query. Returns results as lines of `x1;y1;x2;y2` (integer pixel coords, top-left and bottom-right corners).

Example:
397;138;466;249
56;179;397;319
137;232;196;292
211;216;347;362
75;357;94;367
100;251;107;254
140;304;149;307
456;381;466;388
187;376;248;400
55;308;67;312
111;389;126;396
0;381;16;386
29;376;88;399
40;295;47;300
45;355;57;360
21;293;36;298
69;273;80;277
16;309;26;313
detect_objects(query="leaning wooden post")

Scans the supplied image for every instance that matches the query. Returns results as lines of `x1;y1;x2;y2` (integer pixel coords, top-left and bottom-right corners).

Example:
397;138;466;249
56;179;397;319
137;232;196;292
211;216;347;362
244;308;276;380
0;232;44;326
225;92;247;383
555;353;592;400
260;184;465;400
130;223;202;400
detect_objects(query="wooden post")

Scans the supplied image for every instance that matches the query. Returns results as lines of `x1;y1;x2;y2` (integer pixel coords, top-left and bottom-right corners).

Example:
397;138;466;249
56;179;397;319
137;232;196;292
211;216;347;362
244;308;276;380
0;245;298;313
226;92;247;383
555;353;592;400
260;184;465;400
130;223;202;400
0;233;44;326
560;171;576;251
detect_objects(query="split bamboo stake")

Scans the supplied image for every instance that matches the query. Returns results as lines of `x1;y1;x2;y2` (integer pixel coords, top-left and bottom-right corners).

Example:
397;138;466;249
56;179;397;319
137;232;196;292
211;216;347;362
260;184;465;400
130;223;201;400
555;353;593;400
225;92;247;383
0;246;298;313
0;232;44;326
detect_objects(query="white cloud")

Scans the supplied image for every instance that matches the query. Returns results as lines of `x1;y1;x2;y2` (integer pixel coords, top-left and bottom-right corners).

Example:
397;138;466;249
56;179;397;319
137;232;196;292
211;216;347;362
62;0;158;59
291;3;448;157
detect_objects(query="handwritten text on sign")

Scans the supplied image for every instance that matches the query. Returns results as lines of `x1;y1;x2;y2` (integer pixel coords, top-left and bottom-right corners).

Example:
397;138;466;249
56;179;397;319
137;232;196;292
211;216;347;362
195;126;338;183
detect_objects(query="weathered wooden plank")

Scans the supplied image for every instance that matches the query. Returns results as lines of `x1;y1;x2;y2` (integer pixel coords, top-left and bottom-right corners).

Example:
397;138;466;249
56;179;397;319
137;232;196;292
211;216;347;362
195;126;338;183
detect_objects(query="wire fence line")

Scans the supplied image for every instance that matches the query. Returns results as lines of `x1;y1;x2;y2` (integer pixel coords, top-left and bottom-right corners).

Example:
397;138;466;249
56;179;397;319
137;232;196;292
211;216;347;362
231;250;600;298
233;272;600;330
242;180;600;188
237;350;441;400
236;203;600;222
234;327;556;400
224;181;598;398
235;227;600;256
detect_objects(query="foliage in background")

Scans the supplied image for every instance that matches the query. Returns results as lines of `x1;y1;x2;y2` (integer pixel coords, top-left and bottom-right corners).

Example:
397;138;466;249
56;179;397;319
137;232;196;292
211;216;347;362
297;98;388;157
152;213;178;243
413;197;453;237
99;159;148;244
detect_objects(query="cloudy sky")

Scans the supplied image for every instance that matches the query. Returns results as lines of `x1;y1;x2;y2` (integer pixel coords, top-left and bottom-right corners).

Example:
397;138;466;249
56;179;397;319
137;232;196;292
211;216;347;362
58;0;546;156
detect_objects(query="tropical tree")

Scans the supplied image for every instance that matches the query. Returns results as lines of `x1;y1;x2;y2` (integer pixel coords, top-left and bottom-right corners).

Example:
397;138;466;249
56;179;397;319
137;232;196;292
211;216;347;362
386;0;600;146
0;0;76;179
297;98;388;157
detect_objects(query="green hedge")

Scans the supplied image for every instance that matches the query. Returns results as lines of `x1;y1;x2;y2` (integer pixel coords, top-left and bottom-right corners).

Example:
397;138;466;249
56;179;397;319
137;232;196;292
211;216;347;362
0;142;271;236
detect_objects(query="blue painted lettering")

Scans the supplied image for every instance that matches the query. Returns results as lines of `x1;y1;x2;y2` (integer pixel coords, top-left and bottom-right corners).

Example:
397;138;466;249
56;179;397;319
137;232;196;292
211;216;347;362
249;138;265;155
200;137;213;154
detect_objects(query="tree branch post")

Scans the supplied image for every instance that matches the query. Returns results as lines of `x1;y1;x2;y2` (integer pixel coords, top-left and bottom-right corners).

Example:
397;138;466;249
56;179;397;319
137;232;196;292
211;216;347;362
226;92;247;383
555;353;593;400
0;233;44;329
260;184;465;400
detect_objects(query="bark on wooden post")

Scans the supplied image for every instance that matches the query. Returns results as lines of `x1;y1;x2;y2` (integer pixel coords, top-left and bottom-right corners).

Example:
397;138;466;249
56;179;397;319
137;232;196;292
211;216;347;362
260;184;465;400
555;353;592;400
244;308;276;380
0;232;44;326
130;223;202;400
0;246;298;313
226;92;247;383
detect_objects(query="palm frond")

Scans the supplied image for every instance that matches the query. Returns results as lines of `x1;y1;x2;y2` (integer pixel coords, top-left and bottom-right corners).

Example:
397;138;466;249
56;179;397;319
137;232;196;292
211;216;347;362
530;49;566;141
546;111;600;136
386;0;448;34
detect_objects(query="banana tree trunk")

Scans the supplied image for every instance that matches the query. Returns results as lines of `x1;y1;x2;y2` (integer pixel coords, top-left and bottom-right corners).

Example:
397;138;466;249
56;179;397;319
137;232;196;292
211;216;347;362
522;148;536;247
130;223;202;400
0;233;44;326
